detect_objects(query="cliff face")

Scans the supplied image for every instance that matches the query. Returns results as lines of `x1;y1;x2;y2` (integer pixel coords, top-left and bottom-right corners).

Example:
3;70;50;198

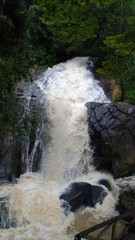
0;68;49;181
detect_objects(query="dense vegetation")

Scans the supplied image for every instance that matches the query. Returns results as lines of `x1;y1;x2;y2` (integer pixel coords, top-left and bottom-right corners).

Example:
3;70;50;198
0;0;135;133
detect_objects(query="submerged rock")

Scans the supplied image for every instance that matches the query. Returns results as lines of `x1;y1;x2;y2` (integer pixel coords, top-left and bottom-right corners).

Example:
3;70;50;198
86;102;135;177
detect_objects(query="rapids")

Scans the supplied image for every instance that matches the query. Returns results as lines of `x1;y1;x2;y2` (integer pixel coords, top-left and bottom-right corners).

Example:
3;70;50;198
0;57;121;240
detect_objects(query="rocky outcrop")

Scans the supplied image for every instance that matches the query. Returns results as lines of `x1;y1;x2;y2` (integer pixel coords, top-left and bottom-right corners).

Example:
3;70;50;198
116;176;135;214
117;189;135;214
86;102;135;177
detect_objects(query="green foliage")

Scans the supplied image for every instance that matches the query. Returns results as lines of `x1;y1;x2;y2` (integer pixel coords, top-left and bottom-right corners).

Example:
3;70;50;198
29;5;55;66
121;58;135;103
104;14;135;57
0;0;35;136
97;0;135;102
1;0;135;140
0;0;30;56
40;1;98;44
37;1;118;52
34;0;119;62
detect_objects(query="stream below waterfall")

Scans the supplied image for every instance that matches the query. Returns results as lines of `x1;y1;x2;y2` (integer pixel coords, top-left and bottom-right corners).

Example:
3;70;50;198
0;57;132;240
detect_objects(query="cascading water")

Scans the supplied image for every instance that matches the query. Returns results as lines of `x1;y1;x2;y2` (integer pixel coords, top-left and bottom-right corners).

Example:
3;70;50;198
0;57;122;239
38;57;109;182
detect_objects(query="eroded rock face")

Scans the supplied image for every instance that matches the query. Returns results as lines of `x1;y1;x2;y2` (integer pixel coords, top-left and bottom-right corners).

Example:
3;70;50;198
86;102;135;177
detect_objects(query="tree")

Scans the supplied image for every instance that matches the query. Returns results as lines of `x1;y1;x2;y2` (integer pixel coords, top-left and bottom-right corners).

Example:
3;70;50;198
99;1;135;103
35;0;116;58
0;0;30;56
0;0;34;132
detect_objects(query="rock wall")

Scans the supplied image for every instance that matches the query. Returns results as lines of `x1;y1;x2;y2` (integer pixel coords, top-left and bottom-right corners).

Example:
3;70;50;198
86;102;135;177
0;68;49;181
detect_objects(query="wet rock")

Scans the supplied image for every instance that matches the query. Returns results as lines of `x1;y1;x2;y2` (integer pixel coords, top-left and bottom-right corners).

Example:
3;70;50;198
98;179;112;191
116;179;135;237
60;182;107;213
15;68;49;174
117;189;135;214
0;197;17;229
0;197;10;229
0;67;49;180
0;131;20;181
99;78;122;102
110;79;122;102
86;102;135;177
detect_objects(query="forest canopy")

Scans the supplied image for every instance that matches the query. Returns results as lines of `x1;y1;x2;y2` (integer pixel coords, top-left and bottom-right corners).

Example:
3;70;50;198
0;0;135;132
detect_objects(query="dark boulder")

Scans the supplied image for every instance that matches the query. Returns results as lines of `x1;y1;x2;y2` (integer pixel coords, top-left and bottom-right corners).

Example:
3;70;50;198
116;176;135;214
86;102;135;177
98;179;112;192
116;178;135;235
117;189;135;214
59;182;107;213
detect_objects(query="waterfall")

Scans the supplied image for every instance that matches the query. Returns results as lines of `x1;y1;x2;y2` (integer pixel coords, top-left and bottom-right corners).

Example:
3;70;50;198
37;57;109;182
0;57;122;240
